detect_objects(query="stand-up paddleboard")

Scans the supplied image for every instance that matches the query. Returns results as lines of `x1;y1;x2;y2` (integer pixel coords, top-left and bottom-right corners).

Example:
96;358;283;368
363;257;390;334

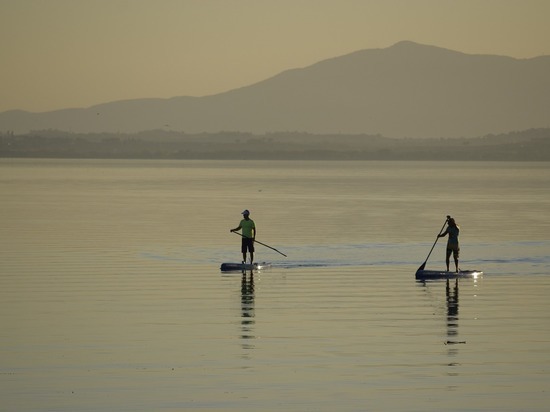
220;262;271;272
415;216;483;280
415;269;483;280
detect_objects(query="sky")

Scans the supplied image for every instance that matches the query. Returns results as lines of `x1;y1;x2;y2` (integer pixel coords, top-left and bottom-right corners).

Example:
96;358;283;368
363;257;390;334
1;0;550;113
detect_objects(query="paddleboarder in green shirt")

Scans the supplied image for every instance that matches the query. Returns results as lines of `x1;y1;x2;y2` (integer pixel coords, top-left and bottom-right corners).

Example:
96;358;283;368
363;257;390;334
438;217;460;272
230;209;256;264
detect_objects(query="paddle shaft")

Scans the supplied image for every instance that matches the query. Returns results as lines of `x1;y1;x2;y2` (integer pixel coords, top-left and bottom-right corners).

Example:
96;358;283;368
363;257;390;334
418;216;450;271
231;231;287;257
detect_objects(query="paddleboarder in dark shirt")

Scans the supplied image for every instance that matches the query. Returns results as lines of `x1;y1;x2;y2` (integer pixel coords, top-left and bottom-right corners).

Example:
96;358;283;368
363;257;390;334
438;217;460;272
230;209;256;264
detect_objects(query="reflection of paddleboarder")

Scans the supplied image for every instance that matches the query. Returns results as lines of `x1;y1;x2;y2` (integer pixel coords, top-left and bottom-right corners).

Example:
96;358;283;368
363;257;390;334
241;271;255;318
445;278;465;345
230;209;256;264
438;217;460;272
240;271;256;351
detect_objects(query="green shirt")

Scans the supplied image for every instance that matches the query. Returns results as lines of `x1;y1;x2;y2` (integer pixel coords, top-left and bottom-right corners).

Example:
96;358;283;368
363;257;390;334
239;218;256;238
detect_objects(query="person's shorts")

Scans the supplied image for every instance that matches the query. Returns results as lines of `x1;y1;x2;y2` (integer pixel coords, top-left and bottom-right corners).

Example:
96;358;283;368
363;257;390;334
446;244;460;259
241;237;255;253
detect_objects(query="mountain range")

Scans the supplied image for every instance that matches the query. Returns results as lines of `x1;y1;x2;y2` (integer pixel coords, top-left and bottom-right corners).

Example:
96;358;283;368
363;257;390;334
1;41;549;138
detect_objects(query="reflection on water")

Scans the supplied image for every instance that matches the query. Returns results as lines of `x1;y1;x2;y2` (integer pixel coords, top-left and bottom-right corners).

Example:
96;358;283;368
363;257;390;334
445;278;463;373
418;278;466;374
240;271;256;350
446;278;461;343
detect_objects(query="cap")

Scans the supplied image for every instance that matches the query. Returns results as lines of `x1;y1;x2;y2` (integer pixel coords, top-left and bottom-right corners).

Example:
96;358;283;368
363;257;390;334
241;209;250;215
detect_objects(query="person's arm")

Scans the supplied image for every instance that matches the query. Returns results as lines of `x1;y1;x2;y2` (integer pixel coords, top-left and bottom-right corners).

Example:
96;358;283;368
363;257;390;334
438;228;448;238
230;224;242;233
252;226;256;240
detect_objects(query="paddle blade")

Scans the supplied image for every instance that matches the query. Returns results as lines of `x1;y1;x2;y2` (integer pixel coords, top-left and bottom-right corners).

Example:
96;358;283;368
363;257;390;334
417;261;427;272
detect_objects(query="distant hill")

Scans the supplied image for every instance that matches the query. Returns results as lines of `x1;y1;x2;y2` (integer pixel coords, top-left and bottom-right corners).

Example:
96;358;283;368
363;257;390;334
1;41;549;138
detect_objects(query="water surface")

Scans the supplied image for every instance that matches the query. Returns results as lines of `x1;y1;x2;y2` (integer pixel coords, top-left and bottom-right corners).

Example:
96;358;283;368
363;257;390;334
1;159;549;411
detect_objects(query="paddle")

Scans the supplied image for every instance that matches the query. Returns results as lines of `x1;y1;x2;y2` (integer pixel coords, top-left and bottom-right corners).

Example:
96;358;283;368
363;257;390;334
231;231;287;257
417;215;450;272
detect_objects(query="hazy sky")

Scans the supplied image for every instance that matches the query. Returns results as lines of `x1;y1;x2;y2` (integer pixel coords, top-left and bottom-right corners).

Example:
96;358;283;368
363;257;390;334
2;0;549;113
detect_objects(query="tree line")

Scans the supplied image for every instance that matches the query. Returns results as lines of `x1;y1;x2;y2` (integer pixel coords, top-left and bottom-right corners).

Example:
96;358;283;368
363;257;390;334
1;128;549;161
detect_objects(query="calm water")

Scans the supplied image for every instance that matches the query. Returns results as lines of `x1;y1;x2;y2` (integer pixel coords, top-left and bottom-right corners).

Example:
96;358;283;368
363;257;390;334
1;159;549;411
